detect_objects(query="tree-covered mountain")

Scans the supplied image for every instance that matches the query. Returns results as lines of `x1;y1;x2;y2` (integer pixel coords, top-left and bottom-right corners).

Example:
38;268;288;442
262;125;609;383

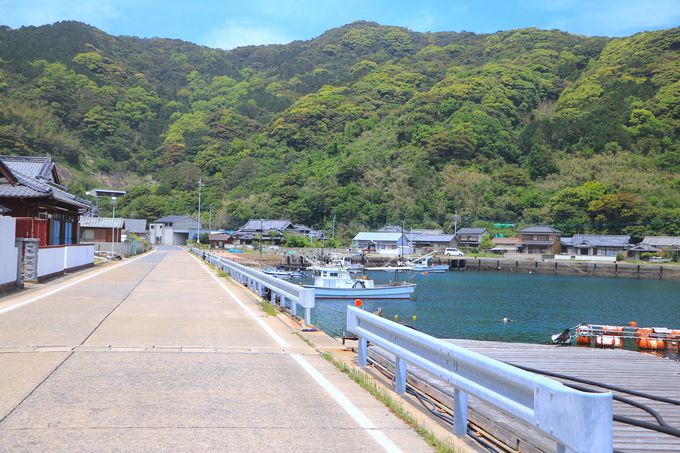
0;21;678;239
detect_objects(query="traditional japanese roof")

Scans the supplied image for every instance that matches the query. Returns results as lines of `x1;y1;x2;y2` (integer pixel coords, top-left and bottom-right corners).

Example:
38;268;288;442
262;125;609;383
0;155;57;181
561;234;631;248
353;232;404;242
407;233;455;243
152;215;193;224
456;227;488;235
641;236;680;247
629;243;659;252
239;219;295;232
79;216;124;229
124;219;147;233
0;155;91;210
519;225;561;234
209;233;232;241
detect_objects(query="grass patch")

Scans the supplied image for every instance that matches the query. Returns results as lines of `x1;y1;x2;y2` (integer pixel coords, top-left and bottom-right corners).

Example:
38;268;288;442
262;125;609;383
259;300;279;316
217;270;228;278
321;352;458;453
293;330;316;348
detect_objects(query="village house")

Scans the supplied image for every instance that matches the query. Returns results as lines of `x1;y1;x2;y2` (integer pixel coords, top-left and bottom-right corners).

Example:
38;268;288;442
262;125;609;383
233;219;324;245
149;215;206;246
489;237;522;254
209;233;234;249
560;234;631;257
79;217;124;243
628;236;680;260
352;232;412;256
518;225;562;255
406;232;456;253
123;218;148;240
0;155;91;246
455;227;489;248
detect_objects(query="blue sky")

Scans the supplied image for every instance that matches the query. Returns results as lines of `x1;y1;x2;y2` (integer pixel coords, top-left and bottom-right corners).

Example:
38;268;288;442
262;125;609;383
2;0;679;49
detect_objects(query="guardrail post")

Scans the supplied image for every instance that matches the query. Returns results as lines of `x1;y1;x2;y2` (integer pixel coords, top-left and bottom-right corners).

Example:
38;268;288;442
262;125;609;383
395;357;407;394
358;337;367;367
304;307;311;325
453;388;468;436
291;300;297;316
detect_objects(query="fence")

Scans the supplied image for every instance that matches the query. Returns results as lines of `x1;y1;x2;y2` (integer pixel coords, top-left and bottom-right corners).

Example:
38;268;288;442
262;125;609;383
0;216;19;291
191;248;315;324
347;306;613;453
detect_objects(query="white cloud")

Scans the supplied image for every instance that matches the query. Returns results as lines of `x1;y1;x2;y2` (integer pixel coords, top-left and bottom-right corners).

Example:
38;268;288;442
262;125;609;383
202;18;294;49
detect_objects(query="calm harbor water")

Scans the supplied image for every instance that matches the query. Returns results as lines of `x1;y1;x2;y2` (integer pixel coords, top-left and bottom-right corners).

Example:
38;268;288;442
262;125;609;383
309;270;680;357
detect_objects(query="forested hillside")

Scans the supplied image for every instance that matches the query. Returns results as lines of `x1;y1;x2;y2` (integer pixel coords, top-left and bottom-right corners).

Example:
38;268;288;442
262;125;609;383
0;21;678;239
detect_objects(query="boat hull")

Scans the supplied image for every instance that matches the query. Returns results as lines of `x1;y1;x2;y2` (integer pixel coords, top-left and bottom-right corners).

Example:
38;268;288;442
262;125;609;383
409;265;448;273
304;284;416;300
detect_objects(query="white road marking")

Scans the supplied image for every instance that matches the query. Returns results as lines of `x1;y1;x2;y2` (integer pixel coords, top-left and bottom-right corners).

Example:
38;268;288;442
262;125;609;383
190;250;402;453
0;250;157;316
292;354;403;453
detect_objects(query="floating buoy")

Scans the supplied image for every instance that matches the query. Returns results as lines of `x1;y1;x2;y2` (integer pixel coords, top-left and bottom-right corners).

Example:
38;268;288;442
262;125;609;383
412;315;417;321
502;317;508;324
354;299;363;307
394;314;399;320
637;338;665;350
576;326;591;345
595;335;622;348
629;321;638;327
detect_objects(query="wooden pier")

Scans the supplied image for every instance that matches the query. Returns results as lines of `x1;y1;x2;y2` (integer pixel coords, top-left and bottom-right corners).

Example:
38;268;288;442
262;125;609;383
370;340;680;452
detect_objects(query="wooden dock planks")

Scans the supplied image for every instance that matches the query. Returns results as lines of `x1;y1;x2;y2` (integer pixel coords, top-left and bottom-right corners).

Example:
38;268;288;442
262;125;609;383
370;340;680;452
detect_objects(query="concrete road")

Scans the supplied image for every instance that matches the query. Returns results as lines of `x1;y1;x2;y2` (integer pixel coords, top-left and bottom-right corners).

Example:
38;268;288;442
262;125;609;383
0;249;431;452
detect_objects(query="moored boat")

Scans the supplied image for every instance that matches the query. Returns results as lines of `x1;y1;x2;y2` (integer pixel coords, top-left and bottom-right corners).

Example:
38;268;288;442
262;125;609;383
304;265;415;299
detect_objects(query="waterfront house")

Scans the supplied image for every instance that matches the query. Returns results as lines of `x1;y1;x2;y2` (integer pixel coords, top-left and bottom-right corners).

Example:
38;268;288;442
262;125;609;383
79;216;124;243
489;237;522;254
455;227;489;248
628;236;680;260
0;155;91;246
149;215;205;245
519;225;562;255
234;219;325;244
209;233;234;249
560;234;631;257
406;232;456;253
352;232;412;256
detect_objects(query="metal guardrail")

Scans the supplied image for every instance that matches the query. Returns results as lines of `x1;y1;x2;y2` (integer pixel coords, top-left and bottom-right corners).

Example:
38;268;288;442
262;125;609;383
347;306;613;453
191;248;315;323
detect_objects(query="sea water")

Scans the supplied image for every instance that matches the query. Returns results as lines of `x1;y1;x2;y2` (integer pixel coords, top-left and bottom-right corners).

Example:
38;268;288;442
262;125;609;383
309;271;680;357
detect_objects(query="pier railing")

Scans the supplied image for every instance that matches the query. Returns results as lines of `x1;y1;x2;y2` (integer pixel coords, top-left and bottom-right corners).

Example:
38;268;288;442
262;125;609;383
191;248;315;324
347;305;613;453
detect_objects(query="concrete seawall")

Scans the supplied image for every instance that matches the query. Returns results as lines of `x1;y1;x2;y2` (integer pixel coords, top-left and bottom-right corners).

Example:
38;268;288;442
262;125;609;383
458;257;680;280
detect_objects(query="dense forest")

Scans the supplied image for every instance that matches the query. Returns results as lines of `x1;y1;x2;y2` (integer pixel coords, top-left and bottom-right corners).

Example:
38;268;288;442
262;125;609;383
0;21;678;240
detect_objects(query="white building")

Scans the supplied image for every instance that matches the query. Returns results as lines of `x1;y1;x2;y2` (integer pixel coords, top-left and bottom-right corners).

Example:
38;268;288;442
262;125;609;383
149;215;207;246
352;232;412;256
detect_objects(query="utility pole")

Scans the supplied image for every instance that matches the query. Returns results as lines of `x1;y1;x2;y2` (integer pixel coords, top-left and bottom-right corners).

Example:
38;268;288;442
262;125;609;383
454;208;458;237
259;218;263;269
111;196;117;257
197;177;203;244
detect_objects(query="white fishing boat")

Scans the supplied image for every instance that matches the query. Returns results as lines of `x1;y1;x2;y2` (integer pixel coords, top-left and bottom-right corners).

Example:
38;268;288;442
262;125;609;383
263;267;307;279
304;265;416;300
406;252;448;273
331;256;365;274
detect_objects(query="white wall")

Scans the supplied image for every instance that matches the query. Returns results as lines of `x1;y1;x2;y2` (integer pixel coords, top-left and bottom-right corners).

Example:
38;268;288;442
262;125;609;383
0;216;18;287
37;247;66;278
64;245;94;270
554;254;616;263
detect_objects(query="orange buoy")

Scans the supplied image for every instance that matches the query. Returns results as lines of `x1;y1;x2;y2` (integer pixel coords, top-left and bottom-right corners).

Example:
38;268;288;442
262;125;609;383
637;338;665;350
576;326;591;346
354;299;363;307
629;321;638;327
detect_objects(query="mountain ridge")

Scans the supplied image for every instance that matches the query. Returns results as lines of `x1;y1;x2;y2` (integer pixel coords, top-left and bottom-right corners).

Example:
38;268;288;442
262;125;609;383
0;21;678;239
